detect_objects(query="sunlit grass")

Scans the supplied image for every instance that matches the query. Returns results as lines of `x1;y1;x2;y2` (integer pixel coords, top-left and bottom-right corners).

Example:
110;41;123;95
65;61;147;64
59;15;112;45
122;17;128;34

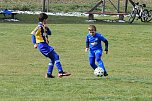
0;0;152;12
0;21;152;101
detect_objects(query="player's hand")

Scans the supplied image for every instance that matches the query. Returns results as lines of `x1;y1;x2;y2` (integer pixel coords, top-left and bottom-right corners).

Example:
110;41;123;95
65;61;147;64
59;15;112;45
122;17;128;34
44;24;48;28
34;44;38;49
85;48;89;52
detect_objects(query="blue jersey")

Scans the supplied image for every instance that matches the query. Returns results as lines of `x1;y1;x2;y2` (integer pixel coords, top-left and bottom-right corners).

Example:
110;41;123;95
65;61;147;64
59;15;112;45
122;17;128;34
86;32;107;51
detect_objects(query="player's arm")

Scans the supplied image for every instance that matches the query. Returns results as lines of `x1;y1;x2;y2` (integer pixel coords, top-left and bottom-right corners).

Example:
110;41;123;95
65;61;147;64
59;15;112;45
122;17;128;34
31;34;38;48
44;24;51;35
46;27;51;35
103;40;108;54
85;36;89;52
99;34;108;54
31;27;39;49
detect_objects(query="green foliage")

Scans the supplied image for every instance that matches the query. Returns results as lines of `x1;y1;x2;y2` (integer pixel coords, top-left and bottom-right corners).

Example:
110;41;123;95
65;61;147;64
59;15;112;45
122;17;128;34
0;16;152;100
0;1;41;11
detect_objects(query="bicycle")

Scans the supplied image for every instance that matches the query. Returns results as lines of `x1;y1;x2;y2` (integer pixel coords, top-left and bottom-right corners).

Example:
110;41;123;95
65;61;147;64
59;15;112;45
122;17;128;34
147;10;152;22
128;2;149;24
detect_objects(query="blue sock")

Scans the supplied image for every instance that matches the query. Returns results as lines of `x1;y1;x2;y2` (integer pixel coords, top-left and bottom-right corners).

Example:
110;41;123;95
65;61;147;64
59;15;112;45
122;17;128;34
47;62;54;75
96;53;107;73
47;50;63;73
55;60;63;73
98;60;107;73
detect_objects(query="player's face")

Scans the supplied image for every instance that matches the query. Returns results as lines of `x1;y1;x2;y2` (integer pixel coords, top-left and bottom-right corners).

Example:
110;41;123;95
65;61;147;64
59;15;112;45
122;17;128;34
43;19;47;24
88;28;96;36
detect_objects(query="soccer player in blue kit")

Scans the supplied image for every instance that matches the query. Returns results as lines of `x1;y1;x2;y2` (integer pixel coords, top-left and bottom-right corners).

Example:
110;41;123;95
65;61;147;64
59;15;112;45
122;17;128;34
85;25;108;76
31;13;71;78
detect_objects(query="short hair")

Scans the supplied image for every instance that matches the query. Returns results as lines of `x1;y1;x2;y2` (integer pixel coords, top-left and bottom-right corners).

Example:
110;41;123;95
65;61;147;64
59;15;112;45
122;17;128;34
39;13;48;22
88;25;96;31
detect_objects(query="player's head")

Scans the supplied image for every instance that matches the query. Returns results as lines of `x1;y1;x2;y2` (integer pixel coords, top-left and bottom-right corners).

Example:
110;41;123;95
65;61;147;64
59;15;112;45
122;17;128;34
39;13;48;24
88;25;96;36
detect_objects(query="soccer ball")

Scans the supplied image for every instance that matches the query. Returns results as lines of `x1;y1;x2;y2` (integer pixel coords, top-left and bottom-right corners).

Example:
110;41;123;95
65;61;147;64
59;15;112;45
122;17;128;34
94;67;104;77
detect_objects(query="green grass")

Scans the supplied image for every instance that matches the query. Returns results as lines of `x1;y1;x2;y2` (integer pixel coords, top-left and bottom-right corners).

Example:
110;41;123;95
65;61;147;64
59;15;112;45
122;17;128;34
1;0;152;12
0;14;88;24
0;16;152;101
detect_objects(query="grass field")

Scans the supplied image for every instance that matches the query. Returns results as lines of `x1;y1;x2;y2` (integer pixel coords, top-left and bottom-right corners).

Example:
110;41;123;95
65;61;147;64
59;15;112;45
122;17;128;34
0;16;152;101
1;0;152;12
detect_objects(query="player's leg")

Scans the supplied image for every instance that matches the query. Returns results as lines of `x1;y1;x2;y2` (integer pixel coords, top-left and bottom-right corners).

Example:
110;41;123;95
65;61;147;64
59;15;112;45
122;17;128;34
48;50;71;77
47;60;54;74
95;50;108;76
89;50;97;70
89;57;97;70
45;60;55;78
37;43;55;78
48;50;63;72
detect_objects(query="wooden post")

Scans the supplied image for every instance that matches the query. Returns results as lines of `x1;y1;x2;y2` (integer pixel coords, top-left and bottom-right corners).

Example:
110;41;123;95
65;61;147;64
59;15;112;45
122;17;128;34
88;0;103;12
102;0;106;13
129;0;135;7
125;0;128;13
42;0;46;12
118;0;124;20
118;0;120;13
119;14;124;20
47;0;49;12
88;14;94;20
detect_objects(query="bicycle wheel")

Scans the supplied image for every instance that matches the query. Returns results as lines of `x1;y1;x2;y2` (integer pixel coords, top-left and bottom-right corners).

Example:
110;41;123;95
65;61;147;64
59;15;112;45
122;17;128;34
128;10;136;24
147;10;152;22
141;9;149;22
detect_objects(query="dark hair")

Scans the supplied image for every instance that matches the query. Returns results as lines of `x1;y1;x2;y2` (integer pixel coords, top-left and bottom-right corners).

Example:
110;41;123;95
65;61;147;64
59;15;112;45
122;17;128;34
39;13;48;22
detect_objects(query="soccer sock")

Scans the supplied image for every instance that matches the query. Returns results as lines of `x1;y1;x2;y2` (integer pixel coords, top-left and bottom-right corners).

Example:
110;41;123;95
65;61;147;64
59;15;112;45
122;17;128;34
55;60;63;73
48;50;63;73
47;62;54;75
96;54;107;73
98;60;107;73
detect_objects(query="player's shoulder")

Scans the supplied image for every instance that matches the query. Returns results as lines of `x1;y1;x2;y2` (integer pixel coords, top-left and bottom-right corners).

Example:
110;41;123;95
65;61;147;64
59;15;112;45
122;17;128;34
86;33;90;37
35;25;41;31
31;25;41;34
96;32;103;36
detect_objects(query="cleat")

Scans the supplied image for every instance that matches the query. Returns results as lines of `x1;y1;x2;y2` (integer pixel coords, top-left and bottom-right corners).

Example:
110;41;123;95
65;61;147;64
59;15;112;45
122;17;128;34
45;73;55;78
104;72;108;76
58;72;71;78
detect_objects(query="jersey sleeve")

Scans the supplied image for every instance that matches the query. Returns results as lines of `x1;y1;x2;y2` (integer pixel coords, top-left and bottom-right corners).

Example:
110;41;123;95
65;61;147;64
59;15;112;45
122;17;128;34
104;40;108;51
31;34;36;45
31;27;38;45
86;35;89;48
31;26;41;45
99;34;107;41
45;27;51;35
99;34;108;51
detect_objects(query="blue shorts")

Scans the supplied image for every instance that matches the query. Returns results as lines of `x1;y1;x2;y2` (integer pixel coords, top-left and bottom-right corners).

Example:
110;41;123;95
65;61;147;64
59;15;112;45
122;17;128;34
89;49;102;57
38;42;54;57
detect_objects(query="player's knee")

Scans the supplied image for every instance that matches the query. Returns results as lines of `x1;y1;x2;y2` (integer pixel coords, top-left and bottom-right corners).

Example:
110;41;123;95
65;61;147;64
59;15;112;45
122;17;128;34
89;62;95;66
54;54;59;60
96;58;101;62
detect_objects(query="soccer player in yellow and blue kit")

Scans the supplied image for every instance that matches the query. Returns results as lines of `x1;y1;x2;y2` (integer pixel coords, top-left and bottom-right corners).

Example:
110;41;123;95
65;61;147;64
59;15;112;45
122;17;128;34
31;13;71;78
85;25;108;76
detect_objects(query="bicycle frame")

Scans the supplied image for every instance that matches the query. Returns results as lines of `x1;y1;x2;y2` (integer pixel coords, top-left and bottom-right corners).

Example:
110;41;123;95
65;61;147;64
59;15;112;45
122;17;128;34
128;2;149;23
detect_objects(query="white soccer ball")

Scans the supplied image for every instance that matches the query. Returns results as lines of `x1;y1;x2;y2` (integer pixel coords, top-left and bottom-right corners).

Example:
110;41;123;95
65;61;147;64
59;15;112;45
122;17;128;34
94;67;104;77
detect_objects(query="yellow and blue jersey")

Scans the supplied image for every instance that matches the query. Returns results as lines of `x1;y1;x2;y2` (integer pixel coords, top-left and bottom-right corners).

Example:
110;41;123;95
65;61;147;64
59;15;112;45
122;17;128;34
31;22;54;56
31;22;51;44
